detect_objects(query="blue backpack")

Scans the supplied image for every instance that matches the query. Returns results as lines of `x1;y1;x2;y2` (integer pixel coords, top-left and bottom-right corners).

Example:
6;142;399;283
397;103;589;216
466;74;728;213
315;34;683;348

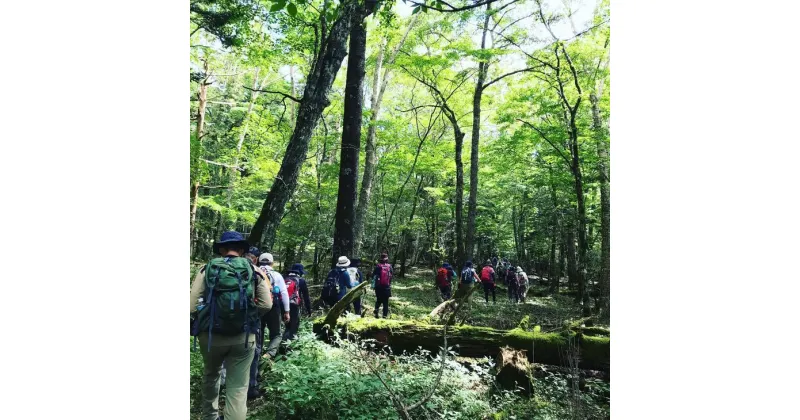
461;268;476;284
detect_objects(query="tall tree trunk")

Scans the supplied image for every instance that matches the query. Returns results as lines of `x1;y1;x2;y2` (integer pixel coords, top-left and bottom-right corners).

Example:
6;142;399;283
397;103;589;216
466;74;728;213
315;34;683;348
466;4;491;263
566;227;577;292
512;205;520;263
353;16;416;257
400;176;426;277
591;89;610;315
248;3;357;249
332;5;372;264
190;59;210;254
548;232;558;293
570;121;590;315
353;41;384;259
454;129;466;269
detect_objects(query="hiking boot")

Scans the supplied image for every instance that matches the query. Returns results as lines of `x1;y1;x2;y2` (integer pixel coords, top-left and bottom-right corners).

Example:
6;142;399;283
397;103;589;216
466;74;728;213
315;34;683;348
247;387;261;400
373;310;379;318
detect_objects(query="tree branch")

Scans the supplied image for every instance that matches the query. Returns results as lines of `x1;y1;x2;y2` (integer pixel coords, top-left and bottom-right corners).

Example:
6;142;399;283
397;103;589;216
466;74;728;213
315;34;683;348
408;0;515;13
482;66;538;90
517;119;572;169
244;86;302;103
200;158;243;170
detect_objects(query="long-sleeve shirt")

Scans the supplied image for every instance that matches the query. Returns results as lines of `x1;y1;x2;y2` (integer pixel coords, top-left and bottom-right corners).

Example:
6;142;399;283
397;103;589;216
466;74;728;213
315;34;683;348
337;268;353;300
190;260;272;345
260;265;290;312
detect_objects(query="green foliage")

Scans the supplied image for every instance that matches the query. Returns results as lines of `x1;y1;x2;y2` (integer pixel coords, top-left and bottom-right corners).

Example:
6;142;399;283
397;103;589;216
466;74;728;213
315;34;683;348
190;0;261;47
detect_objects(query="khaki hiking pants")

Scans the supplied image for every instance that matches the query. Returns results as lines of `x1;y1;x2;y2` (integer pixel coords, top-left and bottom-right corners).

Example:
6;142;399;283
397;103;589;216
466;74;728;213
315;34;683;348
199;335;255;420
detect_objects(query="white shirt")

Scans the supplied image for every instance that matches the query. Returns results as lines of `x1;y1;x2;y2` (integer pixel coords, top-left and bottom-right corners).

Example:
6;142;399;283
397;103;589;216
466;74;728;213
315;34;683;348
260;265;290;312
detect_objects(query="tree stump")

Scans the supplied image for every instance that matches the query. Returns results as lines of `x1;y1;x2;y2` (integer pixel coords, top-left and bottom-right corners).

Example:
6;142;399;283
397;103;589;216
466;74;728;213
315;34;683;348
495;346;531;393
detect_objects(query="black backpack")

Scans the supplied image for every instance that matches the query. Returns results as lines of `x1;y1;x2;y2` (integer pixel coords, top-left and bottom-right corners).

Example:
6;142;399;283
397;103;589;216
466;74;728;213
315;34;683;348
321;269;341;299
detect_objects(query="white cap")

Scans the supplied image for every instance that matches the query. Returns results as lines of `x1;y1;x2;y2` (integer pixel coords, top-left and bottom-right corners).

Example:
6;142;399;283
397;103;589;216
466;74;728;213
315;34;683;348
258;252;274;264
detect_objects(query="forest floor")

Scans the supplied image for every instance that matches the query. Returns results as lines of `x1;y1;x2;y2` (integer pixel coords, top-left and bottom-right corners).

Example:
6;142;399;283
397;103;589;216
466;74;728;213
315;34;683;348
190;265;610;419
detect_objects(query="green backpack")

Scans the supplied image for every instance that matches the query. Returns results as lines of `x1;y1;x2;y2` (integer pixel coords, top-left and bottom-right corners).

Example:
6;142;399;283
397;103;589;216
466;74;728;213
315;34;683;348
195;256;260;349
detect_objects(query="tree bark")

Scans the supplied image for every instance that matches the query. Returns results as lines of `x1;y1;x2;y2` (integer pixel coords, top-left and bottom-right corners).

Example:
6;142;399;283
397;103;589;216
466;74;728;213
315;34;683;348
465;4;491;263
248;2;357;249
332;5;371;265
353;16;416;257
400;176;426;277
591;89;609;316
566;227;577;292
454;128;466;269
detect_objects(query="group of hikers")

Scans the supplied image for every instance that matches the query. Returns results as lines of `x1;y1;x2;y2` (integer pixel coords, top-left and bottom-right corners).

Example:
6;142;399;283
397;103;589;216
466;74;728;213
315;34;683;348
435;257;529;304
190;231;396;420
319;252;394;318
190;231;533;420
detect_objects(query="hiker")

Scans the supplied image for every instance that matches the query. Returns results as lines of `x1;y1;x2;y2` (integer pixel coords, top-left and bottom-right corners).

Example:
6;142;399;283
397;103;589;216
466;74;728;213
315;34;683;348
372;253;393;318
322;257;351;308
282;263;312;341
248;252;290;400
436;263;453;300
516;266;529;302
460;260;480;288
244;246;260;265
346;258;363;315
445;262;457;286
506;265;519;303
190;231;272;420
480;260;497;304
497;260;507;285
492;255;498;269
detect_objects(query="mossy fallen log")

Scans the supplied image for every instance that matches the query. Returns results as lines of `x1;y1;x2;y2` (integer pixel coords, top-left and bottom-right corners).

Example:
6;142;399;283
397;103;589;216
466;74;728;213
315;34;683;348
313;317;609;372
428;283;479;324
322;281;370;328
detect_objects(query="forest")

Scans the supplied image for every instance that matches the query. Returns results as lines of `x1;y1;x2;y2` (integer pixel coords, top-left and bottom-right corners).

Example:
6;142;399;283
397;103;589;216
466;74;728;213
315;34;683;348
190;0;610;418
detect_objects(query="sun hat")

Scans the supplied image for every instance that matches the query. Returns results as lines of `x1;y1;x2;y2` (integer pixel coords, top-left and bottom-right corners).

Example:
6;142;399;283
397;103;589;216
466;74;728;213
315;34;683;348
442;262;452;269
349;258;361;268
289;263;305;275
213;231;250;255
248;246;261;256
464;260;473;268
258;252;274;264
336;256;351;267
516;266;523;273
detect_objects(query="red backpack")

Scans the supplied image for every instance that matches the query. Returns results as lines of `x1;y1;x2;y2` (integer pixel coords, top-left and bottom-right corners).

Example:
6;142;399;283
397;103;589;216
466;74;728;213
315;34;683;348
377;263;392;287
481;266;495;284
436;268;450;287
285;275;300;305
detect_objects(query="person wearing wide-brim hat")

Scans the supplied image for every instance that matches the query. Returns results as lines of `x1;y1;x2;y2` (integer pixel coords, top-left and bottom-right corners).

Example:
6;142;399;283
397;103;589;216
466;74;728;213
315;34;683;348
191;231;272;420
321;256;353;308
335;256;354;302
